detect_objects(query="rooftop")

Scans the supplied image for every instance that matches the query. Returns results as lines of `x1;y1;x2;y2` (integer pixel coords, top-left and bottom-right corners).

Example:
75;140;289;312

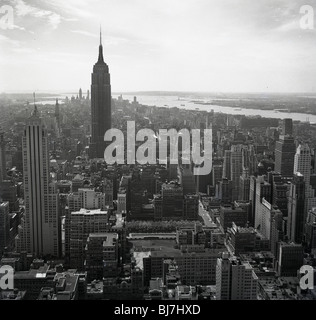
71;208;108;215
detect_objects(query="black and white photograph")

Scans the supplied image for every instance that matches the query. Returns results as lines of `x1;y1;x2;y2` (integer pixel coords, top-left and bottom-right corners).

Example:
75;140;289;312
0;0;316;308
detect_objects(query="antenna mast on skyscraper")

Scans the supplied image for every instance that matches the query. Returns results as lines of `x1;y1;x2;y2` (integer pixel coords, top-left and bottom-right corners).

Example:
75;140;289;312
33;92;38;115
100;24;102;46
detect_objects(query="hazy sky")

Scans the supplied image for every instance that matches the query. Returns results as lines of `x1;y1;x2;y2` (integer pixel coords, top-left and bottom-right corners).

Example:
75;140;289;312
0;0;315;93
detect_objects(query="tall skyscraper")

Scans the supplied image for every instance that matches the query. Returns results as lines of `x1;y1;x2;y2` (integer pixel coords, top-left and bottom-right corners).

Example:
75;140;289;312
179;164;196;195
55;99;60;136
294;143;312;198
0;129;6;183
90;29;112;158
16;105;60;257
287;173;305;243
230;145;244;201
212;158;223;187
274;135;296;177
254;176;271;229
276;242;303;277
305;208;316;255
162;182;183;219
282;118;293;136
239;168;250;201
222;150;231;180
0;201;9;254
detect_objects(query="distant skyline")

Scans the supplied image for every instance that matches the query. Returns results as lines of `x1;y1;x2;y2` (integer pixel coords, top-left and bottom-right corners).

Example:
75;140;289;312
0;0;316;93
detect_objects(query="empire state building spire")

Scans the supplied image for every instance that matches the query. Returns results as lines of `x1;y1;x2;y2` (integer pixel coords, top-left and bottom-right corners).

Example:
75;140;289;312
98;26;104;64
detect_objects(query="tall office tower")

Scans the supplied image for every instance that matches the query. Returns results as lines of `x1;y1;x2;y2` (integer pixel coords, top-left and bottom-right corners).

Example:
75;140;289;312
212;158;223;187
67;208;109;269
294;144;311;186
218;178;232;204
179;165;196;195
247;145;258;176
216;252;258;300
287;173;305;243
294;143;313;204
274;135;296;177
183;194;199;220
55;99;60;122
90;30;112;158
0;129;6;182
282;118;293;136
249;176;257;227
0;201;9;254
239;168;250;201
276;242;303;277
271;173;289;218
254;176;271;229
222;150;231;180
258;199;282;241
271;211;284;258
17;106;60;257
230;145;244;201
55;99;60;136
162;182;183;219
216;252;231;300
305;208;316;255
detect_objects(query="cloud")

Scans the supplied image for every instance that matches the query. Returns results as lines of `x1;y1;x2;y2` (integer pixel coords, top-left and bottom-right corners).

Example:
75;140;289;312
12;24;26;31
48;13;61;29
0;34;20;47
71;29;129;46
47;0;94;18
12;0;62;29
71;30;98;38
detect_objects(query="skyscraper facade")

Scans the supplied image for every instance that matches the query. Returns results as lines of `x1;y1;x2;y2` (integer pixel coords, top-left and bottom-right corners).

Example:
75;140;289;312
0;129;6;183
90;31;112;158
294;143;311;184
17;106;59;257
230;145;244;201
274;135;296;178
287;173;305;243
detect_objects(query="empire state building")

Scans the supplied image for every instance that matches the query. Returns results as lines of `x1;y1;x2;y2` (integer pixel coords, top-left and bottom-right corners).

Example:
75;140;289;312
91;30;112;158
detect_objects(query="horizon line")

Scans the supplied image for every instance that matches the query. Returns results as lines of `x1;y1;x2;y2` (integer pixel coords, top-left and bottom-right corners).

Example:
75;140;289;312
1;90;316;96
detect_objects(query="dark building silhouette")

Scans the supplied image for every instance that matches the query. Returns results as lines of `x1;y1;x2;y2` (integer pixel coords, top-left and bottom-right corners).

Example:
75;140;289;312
287;173;305;243
90;30;112;158
274;135;296;178
282;118;293;136
0;129;6;182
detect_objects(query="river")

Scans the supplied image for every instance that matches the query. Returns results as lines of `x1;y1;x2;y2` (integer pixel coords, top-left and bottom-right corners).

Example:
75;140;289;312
37;93;316;124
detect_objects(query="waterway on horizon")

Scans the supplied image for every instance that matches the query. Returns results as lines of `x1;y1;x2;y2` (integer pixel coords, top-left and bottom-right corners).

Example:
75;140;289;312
37;93;316;124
